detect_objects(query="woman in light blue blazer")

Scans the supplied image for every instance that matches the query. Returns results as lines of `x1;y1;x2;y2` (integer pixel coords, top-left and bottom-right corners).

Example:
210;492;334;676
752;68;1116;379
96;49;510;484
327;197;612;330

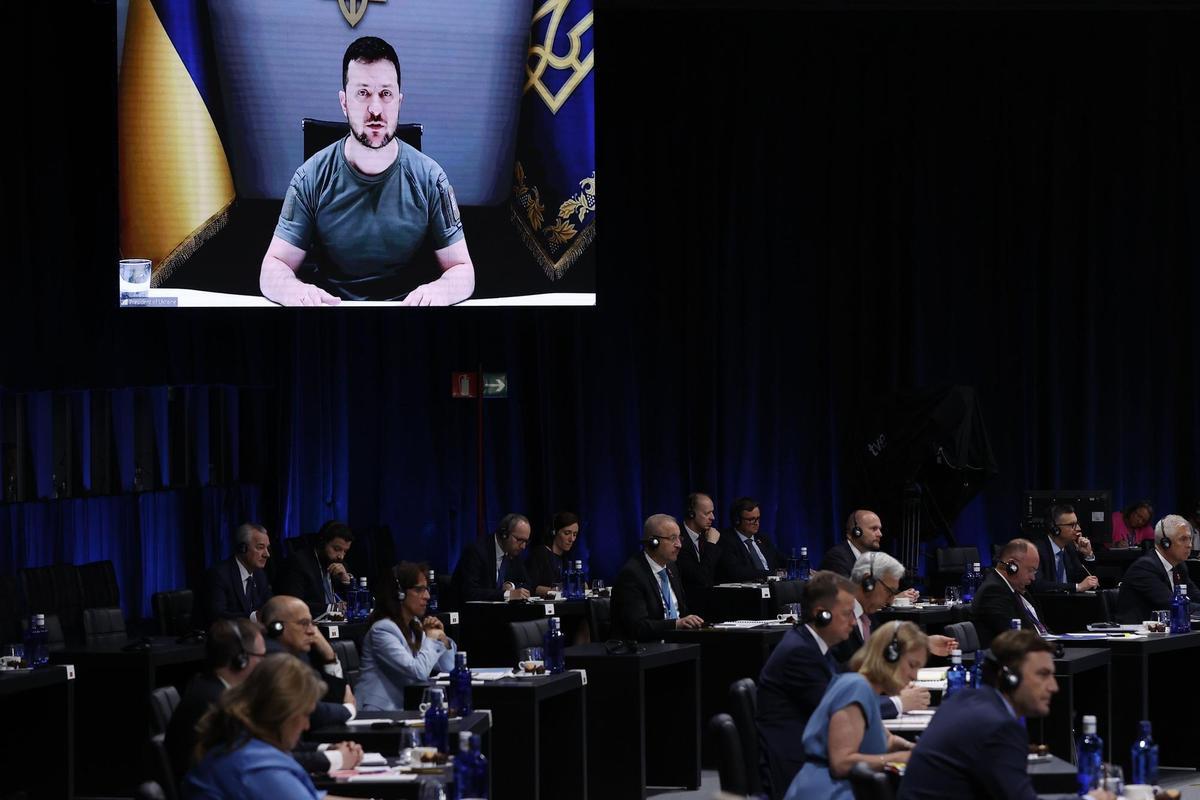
357;561;457;710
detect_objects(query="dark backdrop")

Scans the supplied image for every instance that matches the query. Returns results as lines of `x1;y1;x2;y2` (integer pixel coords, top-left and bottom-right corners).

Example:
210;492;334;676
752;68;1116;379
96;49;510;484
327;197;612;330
1;1;1197;615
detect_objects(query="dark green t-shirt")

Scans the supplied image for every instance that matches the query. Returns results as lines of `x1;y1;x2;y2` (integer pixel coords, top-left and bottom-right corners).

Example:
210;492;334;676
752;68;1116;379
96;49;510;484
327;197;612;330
273;136;464;299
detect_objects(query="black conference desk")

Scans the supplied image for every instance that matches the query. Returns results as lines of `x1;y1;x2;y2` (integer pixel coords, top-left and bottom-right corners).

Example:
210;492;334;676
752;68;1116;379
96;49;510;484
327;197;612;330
1032;592;1107;634
406;670;587;800
458;599;590;667
708;580;805;623
875;603;958;635
309;710;491;799
1061;630;1200;767
566;642;700;799
1027;647;1111;763
49;636;206;794
0;666;75;799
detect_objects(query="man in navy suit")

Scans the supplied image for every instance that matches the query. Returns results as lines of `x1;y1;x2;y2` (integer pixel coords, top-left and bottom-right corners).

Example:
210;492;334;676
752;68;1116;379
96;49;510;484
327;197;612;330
971;538;1053;647
451;513;533;603
201;522;274;627
610;514;704;641
820;509;885;576
676;492;722;619
716;497;785;583
1030;503;1099;594
1116;514;1200;623
899;629;1114;800
755;572;858;799
278;520;356;618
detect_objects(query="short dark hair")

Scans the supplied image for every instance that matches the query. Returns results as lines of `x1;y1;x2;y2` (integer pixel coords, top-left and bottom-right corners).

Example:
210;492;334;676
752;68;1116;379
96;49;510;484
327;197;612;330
801;571;853;624
1047;504;1075;527
368;562;430;652
730;497;760;526
343;36;402;90
1121;500;1153;521
981;629;1055;690
205;618;264;671
685;493;708;520
317;520;354;545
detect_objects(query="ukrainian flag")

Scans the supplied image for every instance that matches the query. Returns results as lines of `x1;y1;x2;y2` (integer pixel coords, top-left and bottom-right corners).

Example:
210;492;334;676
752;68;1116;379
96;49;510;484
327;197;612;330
119;0;234;285
511;0;595;281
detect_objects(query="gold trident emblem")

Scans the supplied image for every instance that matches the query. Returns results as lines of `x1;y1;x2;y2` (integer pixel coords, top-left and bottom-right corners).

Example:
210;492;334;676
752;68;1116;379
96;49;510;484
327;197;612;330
526;0;594;115
330;0;385;28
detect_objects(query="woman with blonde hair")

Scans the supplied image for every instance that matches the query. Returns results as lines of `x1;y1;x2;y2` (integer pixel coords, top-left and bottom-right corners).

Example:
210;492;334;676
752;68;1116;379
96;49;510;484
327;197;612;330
784;621;926;800
183;653;349;799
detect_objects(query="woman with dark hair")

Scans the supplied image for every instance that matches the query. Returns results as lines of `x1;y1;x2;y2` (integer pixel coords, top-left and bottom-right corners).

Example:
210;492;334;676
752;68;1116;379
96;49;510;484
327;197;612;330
356;561;457;710
1111;500;1154;548
183;653;352;799
528;511;580;597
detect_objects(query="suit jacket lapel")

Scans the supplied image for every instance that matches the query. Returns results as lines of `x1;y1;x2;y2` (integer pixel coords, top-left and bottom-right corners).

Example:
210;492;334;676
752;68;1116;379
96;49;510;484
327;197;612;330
234;560;251;613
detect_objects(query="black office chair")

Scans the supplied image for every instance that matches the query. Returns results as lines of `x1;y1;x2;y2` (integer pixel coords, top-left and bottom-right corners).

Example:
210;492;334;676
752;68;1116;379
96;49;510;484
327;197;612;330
931;547;980;595
773;579;805;610
848;761;895;800
508;618;550;662
78;559;121;609
1099;588;1120;623
728;678;763;796
152;589;195;637
708;713;748;796
149;685;181;737
146;733;178;800
302;119;423;161
331;639;361;688
942;621;980;653
83;606;128;646
19;564;84;641
587;597;611;642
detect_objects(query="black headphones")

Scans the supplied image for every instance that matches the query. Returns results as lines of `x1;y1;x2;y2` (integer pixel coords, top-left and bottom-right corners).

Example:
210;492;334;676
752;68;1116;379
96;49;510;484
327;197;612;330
850;512;864;539
685;493;700;521
1154;519;1172;550
860;552;878;593
984;650;1022;690
644;535;661;549
883;620;902;663
237;539;249;555
393;565;408;601
811;608;834;627
224;619;249;671
1001;559;1020;576
266;619;285;639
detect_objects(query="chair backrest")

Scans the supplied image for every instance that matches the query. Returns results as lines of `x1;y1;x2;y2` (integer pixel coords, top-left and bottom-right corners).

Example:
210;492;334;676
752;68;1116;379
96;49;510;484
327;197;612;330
78;560;121;609
83;606;128;646
152;590;195;637
942;621;980;653
727;678;762;795
935;547;980;574
587;597;611;642
302;119;423;160
0;573;24;644
849;760;896;800
19;564;84;639
149;686;181;737
1099;588;1120;623
508;618;550;661
146;733;179;800
708;713;748;796
331;639;361;687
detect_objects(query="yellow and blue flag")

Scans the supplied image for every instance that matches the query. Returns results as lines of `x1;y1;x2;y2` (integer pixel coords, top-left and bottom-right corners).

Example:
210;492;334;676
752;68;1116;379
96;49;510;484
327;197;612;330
511;0;595;280
119;0;234;285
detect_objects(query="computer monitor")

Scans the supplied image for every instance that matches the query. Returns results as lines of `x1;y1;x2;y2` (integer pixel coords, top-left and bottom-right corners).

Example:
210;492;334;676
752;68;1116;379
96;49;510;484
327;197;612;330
1021;489;1113;547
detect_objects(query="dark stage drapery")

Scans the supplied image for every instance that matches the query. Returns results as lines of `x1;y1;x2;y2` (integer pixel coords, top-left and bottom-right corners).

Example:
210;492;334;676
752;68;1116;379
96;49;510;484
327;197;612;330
1;4;1197;615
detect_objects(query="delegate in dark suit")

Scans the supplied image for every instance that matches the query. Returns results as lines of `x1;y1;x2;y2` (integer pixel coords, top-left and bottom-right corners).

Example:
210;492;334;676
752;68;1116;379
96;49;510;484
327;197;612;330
897;687;1038;800
1030;536;1090;594
264;638;353;727
716;533;784;583
971;570;1048;648
609;553;691;642
452;535;531;602
201;558;272;628
1116;551;1200;623
278;548;342;619
676;529;721;618
756;624;842;798
819;540;859;577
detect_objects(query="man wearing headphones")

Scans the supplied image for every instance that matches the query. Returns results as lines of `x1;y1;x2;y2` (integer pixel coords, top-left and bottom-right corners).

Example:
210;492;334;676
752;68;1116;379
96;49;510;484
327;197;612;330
971;539;1052;648
452;512;533;602
756;572;858;799
260;595;357;728
200;522;273;627
278;521;356;619
716;496;785;583
676;492;722;619
610;514;704;642
898;629;1114;800
821;509;885;576
1030;504;1099;594
1116;514;1200;623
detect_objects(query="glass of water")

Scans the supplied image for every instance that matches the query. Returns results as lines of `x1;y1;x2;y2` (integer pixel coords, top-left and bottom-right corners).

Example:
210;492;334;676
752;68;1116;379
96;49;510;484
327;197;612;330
119;258;151;304
945;586;960;605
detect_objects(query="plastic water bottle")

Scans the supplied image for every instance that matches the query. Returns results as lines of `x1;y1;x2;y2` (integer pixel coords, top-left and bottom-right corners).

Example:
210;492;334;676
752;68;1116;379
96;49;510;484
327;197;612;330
1130;720;1158;785
1170;583;1191;634
971;649;984;690
945;649;966;698
468;734;488;798
798;547;811;581
427;569;439;614
454;732;474;800
573;560;586;599
423;687;450;753
448;651;473;716
543;616;566;674
24;614;49;668
358;577;372;620
1077;715;1103;794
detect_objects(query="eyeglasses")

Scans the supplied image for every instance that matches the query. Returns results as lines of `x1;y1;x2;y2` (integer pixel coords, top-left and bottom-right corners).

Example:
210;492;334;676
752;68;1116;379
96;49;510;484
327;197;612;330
289;618;315;629
409;585;431;595
1056;521;1083;530
880;581;901;597
740;516;762;524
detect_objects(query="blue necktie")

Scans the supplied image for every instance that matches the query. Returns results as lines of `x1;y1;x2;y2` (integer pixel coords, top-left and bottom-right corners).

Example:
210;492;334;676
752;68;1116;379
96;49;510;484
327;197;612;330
658;569;675;617
745;538;769;573
1056;550;1067;584
496;557;509;589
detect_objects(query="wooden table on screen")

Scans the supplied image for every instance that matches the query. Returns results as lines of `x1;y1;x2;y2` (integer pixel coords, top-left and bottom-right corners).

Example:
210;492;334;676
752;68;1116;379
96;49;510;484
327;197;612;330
565;642;700;799
0;666;75;798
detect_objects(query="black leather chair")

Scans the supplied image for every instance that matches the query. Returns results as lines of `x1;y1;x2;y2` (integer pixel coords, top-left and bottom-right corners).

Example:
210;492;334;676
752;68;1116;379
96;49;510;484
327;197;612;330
149;685;181;736
331;639;361;687
709;713;748;796
152;589;196;637
587;597;611;642
83;606;128;646
302;119;423;160
1099;588;1120;623
146;733;178;800
773;579;805;612
508;618;550;662
849;760;895;800
78;559;121;609
931;547;980;596
728;678;763;796
942;621;980;653
19;564;84;640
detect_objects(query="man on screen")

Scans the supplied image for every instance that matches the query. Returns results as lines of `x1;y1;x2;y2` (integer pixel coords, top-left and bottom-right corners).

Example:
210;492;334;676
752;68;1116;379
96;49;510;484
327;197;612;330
260;36;474;306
